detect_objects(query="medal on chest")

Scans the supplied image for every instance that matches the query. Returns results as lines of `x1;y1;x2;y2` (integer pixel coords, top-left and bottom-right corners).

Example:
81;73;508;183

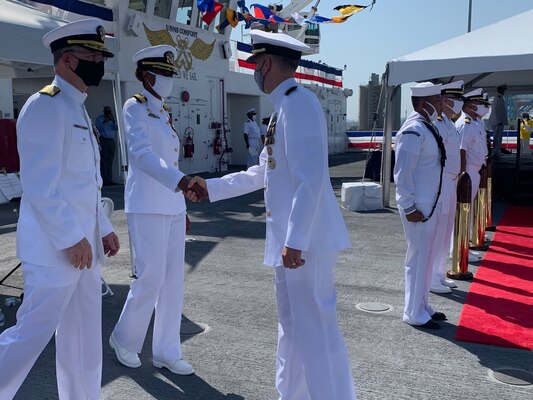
265;112;277;169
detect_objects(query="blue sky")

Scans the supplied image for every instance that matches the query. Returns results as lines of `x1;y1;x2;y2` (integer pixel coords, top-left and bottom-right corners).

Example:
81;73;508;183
309;0;533;120
238;0;533;121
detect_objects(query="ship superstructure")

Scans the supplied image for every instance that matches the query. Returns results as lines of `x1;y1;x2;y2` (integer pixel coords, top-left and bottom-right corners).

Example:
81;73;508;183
0;0;351;179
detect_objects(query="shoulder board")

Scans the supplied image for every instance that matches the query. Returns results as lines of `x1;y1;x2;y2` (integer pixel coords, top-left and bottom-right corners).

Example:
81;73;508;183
39;85;60;97
285;86;297;96
163;104;171;112
437;116;443;121
133;94;147;103
402;131;420;137
465;117;471;124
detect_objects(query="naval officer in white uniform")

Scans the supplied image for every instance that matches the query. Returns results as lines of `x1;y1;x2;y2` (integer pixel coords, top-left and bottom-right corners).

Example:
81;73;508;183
394;82;448;330
109;45;205;376
190;30;356;400
430;81;464;294
243;108;262;167
0;19;120;399
456;89;488;222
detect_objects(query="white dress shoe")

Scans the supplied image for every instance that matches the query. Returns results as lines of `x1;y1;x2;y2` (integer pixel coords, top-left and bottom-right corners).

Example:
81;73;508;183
153;358;195;375
109;332;141;368
441;278;457;288
430;283;452;294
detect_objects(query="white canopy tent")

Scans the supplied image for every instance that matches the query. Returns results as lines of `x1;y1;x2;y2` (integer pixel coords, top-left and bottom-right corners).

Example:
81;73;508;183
381;9;533;206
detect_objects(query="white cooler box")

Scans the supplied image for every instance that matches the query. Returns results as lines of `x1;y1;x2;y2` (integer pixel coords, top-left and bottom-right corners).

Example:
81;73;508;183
341;182;383;211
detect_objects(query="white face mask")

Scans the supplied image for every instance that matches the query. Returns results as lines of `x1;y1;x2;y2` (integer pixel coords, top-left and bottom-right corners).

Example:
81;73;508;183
251;115;256;121
424;101;439;122
150;73;174;98
450;99;464;115
476;104;490;118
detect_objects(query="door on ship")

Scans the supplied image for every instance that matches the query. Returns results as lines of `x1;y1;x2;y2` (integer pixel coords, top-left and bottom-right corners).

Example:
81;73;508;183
167;101;209;175
327;99;345;155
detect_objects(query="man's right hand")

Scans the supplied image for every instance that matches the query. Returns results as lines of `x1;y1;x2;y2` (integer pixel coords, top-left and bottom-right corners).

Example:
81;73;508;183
188;176;208;196
66;238;93;269
406;210;425;223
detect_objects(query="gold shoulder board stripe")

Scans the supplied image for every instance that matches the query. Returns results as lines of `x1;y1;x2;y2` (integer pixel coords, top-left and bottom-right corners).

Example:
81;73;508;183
39;85;61;97
133;94;147;103
163;104;171;112
465;117;471;124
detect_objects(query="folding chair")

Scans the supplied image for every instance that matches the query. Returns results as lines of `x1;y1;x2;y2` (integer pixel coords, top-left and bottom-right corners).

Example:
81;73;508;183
100;197;115;296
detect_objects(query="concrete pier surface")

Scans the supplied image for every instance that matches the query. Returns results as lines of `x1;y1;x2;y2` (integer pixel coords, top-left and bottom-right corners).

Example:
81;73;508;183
0;153;531;400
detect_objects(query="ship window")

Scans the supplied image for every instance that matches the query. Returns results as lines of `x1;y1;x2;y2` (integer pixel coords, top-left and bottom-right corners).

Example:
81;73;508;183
305;23;319;37
176;0;193;25
154;0;172;18
129;0;147;12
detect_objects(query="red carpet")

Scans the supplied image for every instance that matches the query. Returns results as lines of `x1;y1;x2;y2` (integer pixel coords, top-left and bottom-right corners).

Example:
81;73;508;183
455;206;533;350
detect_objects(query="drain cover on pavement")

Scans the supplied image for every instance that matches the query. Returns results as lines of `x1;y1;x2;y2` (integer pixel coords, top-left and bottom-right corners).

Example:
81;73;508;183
490;368;533;386
356;302;391;313
181;320;208;335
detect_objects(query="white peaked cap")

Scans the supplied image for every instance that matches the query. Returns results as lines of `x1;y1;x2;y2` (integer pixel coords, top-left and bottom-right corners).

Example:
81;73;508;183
410;82;442;97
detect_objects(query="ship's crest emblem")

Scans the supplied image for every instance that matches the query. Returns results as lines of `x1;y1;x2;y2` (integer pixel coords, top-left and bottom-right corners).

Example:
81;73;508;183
144;24;215;71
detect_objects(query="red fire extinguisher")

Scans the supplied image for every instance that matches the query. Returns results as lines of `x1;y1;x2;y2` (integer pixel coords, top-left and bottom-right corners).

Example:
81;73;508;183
183;128;194;158
213;130;222;155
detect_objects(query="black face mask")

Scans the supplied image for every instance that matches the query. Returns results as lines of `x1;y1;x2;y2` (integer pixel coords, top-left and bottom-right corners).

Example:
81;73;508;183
71;57;105;87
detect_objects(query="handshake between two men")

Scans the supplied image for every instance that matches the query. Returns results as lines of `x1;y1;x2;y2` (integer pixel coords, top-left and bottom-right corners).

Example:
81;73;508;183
177;176;208;202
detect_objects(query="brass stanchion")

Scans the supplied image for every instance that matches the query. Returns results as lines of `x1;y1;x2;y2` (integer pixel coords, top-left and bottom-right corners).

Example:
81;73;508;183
485;158;496;231
448;172;474;280
471;165;489;251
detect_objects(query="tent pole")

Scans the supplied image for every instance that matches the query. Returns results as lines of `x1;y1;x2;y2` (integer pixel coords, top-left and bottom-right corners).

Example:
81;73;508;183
112;72;127;183
381;79;394;207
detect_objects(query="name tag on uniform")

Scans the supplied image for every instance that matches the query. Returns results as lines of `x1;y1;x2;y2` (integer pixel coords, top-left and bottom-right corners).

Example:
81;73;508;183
73;124;89;130
148;112;160;119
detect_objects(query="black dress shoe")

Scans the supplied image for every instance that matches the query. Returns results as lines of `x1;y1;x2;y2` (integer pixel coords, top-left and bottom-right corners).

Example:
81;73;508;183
431;312;447;321
417;320;440;329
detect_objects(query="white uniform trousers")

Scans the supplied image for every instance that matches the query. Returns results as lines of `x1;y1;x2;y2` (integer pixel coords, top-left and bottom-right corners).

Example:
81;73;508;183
113;212;185;362
467;167;481;208
520;139;531;157
431;177;457;286
0;262;102;400
246;140;261;168
274;252;356;400
399;202;440;325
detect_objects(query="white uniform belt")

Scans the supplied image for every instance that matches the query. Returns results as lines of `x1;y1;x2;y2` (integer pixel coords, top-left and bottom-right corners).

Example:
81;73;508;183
443;171;459;181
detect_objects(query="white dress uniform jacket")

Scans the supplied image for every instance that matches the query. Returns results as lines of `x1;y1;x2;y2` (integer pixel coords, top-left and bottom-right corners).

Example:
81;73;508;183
16;75;112;267
394;111;442;325
207;78;355;400
123;90;185;215
456;113;488;199
208;79;351;267
394;112;441;215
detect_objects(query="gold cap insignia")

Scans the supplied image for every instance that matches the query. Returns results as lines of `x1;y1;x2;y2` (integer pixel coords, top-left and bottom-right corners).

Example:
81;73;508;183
165;51;175;65
97;26;105;42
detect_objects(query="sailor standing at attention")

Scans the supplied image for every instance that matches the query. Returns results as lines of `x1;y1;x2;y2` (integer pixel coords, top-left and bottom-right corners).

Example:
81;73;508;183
430;81;464;294
455;89;489;239
189;30;356;399
109;45;206;376
394;82;448;330
243;107;262;167
0;19;120;399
